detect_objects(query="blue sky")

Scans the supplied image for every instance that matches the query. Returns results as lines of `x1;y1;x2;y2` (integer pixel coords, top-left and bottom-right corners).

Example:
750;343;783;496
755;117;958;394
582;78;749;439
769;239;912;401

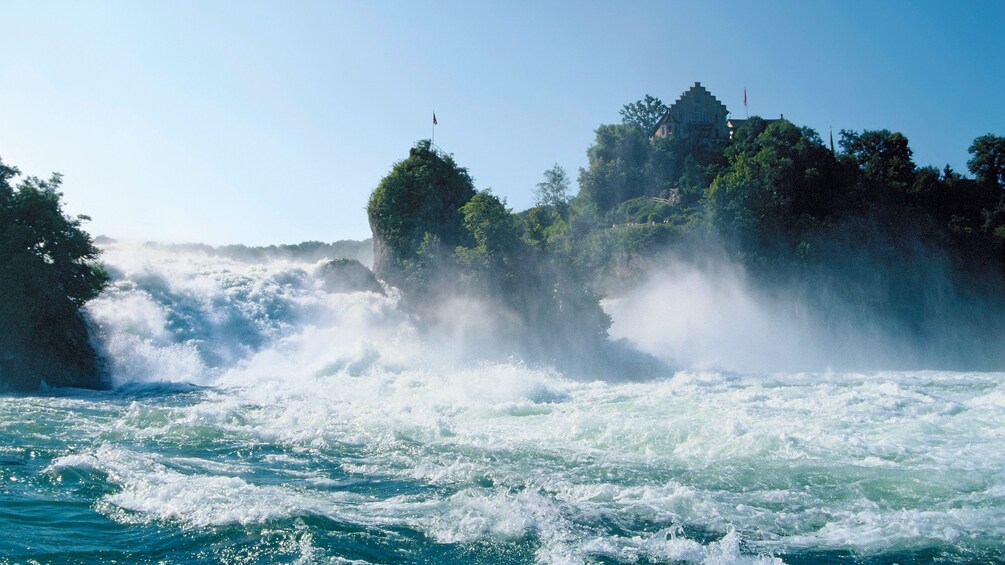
1;1;1003;245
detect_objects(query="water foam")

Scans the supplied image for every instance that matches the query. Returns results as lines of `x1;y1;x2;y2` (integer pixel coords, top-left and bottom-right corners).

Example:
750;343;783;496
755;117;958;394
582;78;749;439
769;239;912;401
41;242;1002;562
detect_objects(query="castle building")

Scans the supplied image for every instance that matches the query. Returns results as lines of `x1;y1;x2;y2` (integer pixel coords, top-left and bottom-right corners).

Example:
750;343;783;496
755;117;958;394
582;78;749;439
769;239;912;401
651;82;730;144
652;82;780;144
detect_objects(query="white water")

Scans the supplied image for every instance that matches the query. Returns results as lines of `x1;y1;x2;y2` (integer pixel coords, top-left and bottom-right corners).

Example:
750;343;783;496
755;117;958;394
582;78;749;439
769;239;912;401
38;242;1004;562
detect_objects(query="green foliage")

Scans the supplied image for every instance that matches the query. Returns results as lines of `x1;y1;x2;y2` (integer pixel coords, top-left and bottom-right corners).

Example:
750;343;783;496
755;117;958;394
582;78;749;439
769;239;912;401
619;94;667;134
456;190;523;284
703;122;1005;279
575;97;1005;288
367;140;476;286
983;198;1005;243
578;96;726;214
368;114;1005;361
839;129;917;204
607;196;676;225
577;124;650;211
534;164;572;210
707;120;838;244
523;166;575;253
522;205;568;251
968;134;1005;189
605;220;694;255
0;157;109;390
707;152;759;239
577;125;716;213
367;142;613;355
399;232;451;292
723;116;772;160
677;154;708;206
458;190;612;346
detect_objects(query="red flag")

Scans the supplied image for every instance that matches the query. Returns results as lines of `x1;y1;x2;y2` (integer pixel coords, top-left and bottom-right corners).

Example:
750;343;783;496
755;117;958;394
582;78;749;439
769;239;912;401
744;89;747;107
433;112;438;125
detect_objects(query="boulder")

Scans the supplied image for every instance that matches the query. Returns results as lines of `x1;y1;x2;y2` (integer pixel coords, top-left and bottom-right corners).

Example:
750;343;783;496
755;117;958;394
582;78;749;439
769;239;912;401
317;259;384;295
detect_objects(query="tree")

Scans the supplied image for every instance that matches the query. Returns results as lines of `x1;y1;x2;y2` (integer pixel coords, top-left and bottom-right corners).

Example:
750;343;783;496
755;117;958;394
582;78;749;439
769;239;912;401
578;123;650;211
707;120;838;244
971;135;1005;272
645;133;690;198
368;142;612;362
677;154;707;206
534;164;571;209
367;140;476;287
522;205;569;252
706;152;759;241
839;129;917;204
620;94;667;134
968;134;1005;190
0;157;109;390
723;117;772;160
456;190;524;289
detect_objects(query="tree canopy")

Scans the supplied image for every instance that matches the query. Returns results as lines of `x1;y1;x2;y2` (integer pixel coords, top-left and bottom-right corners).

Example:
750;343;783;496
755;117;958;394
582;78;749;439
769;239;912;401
0;157;109;390
969;134;1005;190
709;120;838;242
572;94;1005;297
619;94;667;134
839;129;917;205
534;164;572;209
366;140;476;287
577;123;652;211
578;106;724;214
367;142;611;360
365;95;1005;370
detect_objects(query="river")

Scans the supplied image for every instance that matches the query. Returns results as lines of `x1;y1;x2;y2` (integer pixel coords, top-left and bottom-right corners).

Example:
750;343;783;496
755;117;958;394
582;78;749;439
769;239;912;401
2;242;1002;564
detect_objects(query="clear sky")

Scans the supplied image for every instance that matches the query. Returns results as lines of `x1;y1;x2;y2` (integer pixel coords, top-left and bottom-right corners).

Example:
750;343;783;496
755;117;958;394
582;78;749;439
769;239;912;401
1;1;1003;245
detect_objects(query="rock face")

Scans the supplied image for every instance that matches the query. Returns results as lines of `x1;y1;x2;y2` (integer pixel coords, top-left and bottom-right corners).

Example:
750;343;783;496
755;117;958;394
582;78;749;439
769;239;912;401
318;259;384;295
369;230;396;287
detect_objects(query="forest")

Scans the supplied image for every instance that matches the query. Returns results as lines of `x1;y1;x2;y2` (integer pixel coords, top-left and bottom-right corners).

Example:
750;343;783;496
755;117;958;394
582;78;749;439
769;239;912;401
368;96;1005;367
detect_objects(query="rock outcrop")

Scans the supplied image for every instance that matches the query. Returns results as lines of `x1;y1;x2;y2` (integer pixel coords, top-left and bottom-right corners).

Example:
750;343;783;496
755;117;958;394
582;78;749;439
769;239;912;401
317;259;384;295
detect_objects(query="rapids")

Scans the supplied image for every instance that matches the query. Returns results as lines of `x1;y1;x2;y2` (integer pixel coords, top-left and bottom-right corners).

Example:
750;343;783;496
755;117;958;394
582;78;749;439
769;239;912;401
1;242;1003;563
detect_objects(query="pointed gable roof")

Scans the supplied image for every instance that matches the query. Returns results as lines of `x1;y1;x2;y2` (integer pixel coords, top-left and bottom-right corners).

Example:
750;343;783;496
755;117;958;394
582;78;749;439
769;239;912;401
668;82;728;124
653;82;730;137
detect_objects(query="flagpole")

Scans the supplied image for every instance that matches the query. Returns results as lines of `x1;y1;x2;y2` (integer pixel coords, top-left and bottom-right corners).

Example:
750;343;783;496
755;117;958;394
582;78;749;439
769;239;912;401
431;111;436;148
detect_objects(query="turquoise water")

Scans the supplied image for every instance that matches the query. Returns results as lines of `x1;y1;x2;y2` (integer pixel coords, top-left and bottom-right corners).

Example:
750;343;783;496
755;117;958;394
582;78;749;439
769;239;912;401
3;370;1004;563
2;243;1003;564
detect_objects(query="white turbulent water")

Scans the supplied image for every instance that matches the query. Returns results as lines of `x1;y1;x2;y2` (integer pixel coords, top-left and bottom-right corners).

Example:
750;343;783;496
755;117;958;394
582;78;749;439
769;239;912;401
27;243;1005;563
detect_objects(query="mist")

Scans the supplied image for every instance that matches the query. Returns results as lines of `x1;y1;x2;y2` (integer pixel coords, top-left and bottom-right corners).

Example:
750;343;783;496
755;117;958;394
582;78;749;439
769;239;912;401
605;242;1005;373
84;230;1005;392
94;237;374;267
85;240;571;389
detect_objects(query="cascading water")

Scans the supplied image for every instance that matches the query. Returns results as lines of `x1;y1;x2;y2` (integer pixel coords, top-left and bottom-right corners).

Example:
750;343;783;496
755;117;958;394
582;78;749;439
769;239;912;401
1;241;1003;563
